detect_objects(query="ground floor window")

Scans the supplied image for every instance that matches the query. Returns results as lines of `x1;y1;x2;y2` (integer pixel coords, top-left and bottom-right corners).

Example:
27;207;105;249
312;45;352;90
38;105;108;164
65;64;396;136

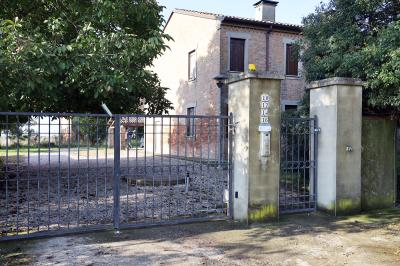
281;100;300;112
186;107;195;137
284;105;298;111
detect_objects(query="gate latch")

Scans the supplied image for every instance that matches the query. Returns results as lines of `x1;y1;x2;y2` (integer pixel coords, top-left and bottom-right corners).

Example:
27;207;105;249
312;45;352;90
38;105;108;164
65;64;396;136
314;127;321;133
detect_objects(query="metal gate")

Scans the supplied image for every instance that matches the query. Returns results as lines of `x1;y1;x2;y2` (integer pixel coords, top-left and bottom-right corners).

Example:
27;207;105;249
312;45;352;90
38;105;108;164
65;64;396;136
0;112;232;241
280;116;318;214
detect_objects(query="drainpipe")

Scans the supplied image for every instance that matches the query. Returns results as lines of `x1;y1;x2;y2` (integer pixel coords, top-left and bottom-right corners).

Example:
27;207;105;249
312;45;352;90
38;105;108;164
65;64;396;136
214;74;228;167
266;25;273;71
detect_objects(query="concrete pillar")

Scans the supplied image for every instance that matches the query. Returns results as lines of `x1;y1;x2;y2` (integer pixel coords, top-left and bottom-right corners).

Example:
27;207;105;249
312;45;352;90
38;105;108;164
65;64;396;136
108;126;114;148
145;118;165;155
228;75;282;223
120;125;127;150
107;125;126;150
308;77;363;215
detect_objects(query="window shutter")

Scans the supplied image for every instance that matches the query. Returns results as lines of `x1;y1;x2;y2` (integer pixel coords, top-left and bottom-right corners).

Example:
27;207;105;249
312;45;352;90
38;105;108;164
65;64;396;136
230;38;245;72
286;44;298;76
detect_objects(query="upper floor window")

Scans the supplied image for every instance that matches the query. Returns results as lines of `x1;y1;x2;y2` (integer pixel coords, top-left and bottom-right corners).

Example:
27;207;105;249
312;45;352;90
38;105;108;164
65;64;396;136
286;44;299;76
230;38;245;72
188;50;197;80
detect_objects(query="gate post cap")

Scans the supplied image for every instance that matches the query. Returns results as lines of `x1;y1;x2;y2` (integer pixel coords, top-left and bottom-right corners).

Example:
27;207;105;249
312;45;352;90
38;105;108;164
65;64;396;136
307;77;365;90
227;73;284;85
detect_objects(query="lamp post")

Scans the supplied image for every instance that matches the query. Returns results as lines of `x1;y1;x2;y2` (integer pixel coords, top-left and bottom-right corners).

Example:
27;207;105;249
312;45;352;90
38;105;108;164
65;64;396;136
213;74;228;168
214;74;228;90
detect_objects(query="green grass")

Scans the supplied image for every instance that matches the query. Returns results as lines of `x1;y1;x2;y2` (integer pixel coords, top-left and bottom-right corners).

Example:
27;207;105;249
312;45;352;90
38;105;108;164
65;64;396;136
0;147;61;156
0;146;117;158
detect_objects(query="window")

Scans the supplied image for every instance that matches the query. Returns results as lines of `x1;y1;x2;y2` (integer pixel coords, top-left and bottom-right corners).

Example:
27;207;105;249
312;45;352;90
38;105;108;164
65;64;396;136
284;105;298;111
186;107;195;137
230;38;245;72
286;44;299;76
282;101;300;112
188;50;197;80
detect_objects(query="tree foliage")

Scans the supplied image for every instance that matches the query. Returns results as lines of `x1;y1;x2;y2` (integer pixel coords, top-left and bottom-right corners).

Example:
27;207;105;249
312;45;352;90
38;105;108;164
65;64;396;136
71;117;108;145
301;0;400;114
0;0;173;114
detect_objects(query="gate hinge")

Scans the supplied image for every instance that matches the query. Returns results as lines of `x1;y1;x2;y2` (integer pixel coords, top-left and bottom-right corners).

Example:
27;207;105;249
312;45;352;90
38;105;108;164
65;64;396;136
228;122;239;130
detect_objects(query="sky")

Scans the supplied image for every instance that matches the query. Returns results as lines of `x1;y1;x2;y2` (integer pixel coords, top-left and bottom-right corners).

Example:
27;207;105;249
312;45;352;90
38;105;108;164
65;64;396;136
158;0;329;25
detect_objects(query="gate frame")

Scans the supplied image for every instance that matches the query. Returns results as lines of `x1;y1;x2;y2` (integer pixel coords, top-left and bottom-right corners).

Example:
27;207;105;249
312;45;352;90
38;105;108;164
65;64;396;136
279;115;319;215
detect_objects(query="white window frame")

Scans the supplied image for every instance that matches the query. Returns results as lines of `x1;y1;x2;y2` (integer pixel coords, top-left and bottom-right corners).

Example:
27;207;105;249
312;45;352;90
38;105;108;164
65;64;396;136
227;32;250;73
188;49;197;81
185;103;196;137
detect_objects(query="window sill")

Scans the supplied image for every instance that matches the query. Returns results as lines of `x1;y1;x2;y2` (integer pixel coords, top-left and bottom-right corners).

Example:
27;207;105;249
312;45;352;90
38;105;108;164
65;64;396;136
228;71;245;74
285;75;302;80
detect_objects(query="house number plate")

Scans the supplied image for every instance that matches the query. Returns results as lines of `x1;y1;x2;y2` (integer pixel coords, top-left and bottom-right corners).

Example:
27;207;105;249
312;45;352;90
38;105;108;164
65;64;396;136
260;94;270;124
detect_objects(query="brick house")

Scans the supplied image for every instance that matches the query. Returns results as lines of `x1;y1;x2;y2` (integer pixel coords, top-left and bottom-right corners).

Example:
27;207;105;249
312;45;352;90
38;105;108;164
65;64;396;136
149;1;305;159
154;0;305;119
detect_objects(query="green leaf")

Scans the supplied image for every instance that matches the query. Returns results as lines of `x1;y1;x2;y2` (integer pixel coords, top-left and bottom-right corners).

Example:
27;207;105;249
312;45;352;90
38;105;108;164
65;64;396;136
301;0;400;115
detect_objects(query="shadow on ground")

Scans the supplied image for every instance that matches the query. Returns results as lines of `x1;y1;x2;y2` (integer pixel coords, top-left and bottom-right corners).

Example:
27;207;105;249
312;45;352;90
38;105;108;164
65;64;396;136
0;208;399;265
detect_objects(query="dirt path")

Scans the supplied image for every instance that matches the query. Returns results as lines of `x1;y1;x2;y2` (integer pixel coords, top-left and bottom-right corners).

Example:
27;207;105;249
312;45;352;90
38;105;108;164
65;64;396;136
1;209;400;266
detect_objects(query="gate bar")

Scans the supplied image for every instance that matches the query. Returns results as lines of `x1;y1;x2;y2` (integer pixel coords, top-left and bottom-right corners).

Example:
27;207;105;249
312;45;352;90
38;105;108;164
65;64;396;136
313;115;319;210
228;113;234;218
113;114;121;230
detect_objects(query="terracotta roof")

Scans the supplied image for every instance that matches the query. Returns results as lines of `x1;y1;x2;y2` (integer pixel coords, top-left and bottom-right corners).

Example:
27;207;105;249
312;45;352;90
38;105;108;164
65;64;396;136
172;8;302;32
253;1;279;7
172;8;224;20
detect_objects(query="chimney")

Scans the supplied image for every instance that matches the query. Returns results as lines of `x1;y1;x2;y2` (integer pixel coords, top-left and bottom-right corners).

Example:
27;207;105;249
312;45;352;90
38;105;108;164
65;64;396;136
254;0;279;22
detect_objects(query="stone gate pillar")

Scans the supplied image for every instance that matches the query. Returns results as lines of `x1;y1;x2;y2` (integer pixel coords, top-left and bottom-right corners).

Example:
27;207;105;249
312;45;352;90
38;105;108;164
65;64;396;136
108;126;114;148
228;74;282;223
308;77;363;215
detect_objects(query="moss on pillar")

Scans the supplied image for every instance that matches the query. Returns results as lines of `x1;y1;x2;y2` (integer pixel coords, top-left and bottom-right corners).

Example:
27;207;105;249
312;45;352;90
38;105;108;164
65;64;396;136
249;204;278;223
336;198;361;215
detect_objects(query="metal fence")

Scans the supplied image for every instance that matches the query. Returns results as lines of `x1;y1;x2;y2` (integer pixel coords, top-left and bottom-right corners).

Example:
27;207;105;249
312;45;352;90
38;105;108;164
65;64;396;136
397;127;400;205
280;116;318;214
0;112;232;241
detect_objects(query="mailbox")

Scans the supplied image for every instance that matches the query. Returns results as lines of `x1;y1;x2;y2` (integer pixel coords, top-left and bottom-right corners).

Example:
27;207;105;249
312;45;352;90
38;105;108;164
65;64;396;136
259;124;272;157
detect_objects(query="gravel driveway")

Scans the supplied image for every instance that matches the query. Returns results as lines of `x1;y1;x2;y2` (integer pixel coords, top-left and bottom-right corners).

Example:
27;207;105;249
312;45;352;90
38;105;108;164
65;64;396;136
1;209;399;266
1;150;228;237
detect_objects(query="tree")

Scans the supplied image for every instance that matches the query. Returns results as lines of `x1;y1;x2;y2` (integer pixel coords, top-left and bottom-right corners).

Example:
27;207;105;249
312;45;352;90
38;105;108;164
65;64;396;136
71;117;108;146
301;0;400;115
0;0;173;114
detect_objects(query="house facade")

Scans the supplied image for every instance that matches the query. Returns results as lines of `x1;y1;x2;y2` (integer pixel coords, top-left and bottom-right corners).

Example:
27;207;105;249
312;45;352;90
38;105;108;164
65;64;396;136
154;0;305;118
